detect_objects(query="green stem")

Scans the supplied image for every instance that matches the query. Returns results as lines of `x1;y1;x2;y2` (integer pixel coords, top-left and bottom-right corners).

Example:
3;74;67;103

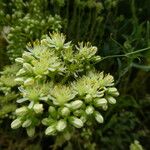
101;47;150;61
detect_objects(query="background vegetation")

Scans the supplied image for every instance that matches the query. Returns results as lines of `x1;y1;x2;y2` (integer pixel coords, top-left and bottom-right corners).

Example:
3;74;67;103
0;0;149;149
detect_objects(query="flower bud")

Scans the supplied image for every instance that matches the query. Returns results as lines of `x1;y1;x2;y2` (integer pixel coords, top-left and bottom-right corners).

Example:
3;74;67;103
107;87;119;97
84;94;92;103
45;125;56;135
28;101;34;109
71;100;83;110
15;77;24;83
42;118;54;126
56;120;67;132
26;127;35;137
11;118;22;129
24;78;34;86
15;106;28;116
94;98;107;107
40;97;49;101
60;107;70;117
85;106;94;115
44;70;49;75
16;68;26;76
41;39;47;45
35;75;42;79
96;91;104;97
16;98;28;103
102;104;108;111
73;110;83;117
63;131;72;141
48;68;56;72
80;114;87;123
93;56;101;62
69;117;83;128
106;96;116;104
15;58;24;63
23;63;33;73
94;111;104;123
48;106;57;118
22;119;32;128
22;52;34;62
33;104;43;114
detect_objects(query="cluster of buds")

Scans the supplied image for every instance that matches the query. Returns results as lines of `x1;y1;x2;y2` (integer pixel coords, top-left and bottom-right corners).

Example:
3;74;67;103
7;14;61;60
11;33;119;138
0;65;20;119
11;103;44;137
3;0;61;60
15;33;101;82
0;64;20;94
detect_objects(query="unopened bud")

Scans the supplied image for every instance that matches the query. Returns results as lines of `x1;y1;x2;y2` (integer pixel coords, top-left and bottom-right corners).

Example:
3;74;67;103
26;127;35;137
16;68;26;76
15;77;24;83
94;98;107;107
71;100;83;110
42;118;52;126
85;106;94;115
33;104;43;114
22;119;32;128
15;106;28;116
23;63;33;73
11;118;22;129
24;78;34;86
94;111;104;123
45;125;56;135
69;116;83;128
102;104;108;111
56;120;67;132
22;52;34;62
80;114;87;123
93;56;101;62
48;68;56;72
15;58;24;63
106;96;116;104
60;107;70;117
48;106;57;118
107;87;119;97
85;94;92;103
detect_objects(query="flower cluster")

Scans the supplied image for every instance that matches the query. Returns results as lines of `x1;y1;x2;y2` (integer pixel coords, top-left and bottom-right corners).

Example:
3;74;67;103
11;33;119;138
0;64;20;94
0;64;20;119
7;14;61;60
1;0;61;61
